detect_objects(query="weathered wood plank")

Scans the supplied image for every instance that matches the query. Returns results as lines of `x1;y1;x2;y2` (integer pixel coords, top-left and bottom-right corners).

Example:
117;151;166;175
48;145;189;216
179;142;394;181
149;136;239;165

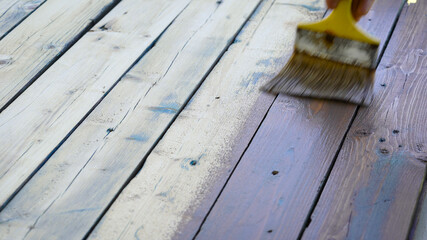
0;0;119;111
0;0;190;210
413;181;427;240
302;1;427;239
0;0;45;39
87;1;326;239
0;0;263;239
195;0;407;239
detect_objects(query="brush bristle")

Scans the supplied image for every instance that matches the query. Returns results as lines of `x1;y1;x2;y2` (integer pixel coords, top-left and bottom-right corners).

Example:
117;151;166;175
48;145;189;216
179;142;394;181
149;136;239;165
262;52;375;105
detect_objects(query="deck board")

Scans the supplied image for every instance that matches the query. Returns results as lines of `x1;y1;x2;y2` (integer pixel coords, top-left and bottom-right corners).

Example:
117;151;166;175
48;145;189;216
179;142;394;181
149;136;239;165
89;0;326;239
303;1;427;238
0;0;262;239
0;0;45;39
195;0;407;239
413;182;427;240
0;0;190;210
0;0;119;111
0;0;425;239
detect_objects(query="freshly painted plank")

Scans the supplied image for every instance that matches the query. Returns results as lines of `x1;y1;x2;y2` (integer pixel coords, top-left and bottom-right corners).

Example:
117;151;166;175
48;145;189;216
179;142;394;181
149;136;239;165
88;1;326;239
0;0;45;39
0;0;263;239
0;0;190;209
413;182;427;240
196;0;407;239
0;0;119;110
302;1;427;239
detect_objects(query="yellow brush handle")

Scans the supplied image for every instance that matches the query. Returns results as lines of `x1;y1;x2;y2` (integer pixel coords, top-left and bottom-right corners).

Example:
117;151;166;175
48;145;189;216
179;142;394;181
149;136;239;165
298;0;380;45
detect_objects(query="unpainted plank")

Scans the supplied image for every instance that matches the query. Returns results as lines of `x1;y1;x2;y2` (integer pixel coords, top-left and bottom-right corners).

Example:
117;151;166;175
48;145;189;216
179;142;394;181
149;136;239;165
0;0;119;110
88;0;326;239
0;0;263;239
196;0;407;239
0;0;191;209
302;1;427;239
0;0;45;39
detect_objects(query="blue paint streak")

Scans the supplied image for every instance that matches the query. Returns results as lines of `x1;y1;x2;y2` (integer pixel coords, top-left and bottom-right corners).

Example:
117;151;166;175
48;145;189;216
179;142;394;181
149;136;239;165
134;226;144;240
241;72;265;88
164;93;177;102
149;104;179;114
278;197;285;207
180;154;205;170
180;158;191;170
257;57;288;67
126;133;149;142
153;177;163;191
157;192;168;197
348;151;405;239
149;94;181;117
279;2;321;11
299;4;321;11
256;59;271;66
59;207;100;215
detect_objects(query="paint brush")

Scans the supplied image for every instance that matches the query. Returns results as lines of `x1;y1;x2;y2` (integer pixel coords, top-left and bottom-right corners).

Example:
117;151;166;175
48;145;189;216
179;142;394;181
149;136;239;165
262;0;380;105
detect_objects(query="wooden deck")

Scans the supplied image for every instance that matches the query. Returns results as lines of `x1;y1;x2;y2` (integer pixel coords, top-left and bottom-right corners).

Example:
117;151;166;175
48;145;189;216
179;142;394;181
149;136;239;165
0;0;425;239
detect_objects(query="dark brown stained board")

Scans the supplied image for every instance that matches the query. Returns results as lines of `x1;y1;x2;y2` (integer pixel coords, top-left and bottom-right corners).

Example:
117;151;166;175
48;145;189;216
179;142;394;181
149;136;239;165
0;0;263;239
0;0;119;111
195;0;406;239
302;1;427;239
412;181;427;240
0;0;45;39
0;0;191;210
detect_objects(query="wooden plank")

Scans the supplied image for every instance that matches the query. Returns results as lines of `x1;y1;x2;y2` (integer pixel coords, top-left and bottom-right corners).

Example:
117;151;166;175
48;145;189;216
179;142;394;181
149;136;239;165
87;1;326;239
0;0;263;239
0;0;45;39
302;1;427;239
0;0;191;210
413;182;427;240
0;0;119;110
195;0;407;239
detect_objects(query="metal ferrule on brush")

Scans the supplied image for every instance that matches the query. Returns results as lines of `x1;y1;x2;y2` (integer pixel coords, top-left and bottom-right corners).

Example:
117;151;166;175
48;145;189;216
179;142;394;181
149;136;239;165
294;28;378;69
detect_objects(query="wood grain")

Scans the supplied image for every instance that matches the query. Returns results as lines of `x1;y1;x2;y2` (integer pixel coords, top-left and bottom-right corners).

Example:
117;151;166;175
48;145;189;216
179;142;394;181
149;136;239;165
0;0;190;210
0;0;262;239
0;0;118;110
196;0;407;239
302;1;427;239
88;1;327;239
413;181;427;240
0;0;45;39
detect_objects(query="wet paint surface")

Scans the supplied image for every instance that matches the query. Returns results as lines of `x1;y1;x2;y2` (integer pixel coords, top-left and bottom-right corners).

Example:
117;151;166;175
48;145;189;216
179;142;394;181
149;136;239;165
348;150;406;239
